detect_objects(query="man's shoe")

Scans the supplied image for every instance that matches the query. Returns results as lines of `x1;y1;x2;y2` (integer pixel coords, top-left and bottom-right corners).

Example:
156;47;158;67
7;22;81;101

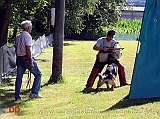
29;93;43;98
82;87;94;93
15;98;22;103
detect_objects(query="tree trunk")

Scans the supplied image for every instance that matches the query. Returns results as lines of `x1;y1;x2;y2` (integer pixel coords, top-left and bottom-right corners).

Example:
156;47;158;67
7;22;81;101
0;0;12;47
50;0;65;83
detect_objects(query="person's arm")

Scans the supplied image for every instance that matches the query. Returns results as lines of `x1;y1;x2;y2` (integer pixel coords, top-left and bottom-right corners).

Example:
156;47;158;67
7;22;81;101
26;45;34;69
93;45;113;53
93;45;107;51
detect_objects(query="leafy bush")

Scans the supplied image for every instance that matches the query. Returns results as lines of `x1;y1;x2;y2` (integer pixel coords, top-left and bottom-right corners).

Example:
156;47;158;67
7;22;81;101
106;19;142;34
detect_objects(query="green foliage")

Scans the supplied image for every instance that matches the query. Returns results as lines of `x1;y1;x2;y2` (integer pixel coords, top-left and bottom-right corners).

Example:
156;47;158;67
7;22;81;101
106;19;142;34
82;0;126;33
8;27;14;38
8;25;22;38
65;0;99;34
10;0;50;36
2;41;160;119
64;0;126;34
9;0;127;38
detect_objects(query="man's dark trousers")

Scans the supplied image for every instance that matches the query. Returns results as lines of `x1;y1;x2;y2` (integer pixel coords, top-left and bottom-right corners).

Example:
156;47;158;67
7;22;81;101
86;58;127;88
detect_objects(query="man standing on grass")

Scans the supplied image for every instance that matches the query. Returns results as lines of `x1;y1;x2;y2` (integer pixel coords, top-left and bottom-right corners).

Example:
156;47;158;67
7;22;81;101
85;30;128;89
15;20;42;101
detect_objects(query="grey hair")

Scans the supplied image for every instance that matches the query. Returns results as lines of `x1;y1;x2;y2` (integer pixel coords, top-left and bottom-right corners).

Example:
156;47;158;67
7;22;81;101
21;20;32;29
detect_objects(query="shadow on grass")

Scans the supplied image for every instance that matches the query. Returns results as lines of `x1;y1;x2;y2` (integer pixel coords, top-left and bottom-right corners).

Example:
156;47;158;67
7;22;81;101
41;81;53;88
81;86;121;94
64;42;75;46
0;77;58;111
0;78;53;115
102;95;160;113
1;78;15;87
0;88;31;114
35;59;50;62
81;86;160;112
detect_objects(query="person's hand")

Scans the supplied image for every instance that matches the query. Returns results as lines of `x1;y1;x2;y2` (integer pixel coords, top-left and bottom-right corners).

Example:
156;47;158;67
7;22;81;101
30;62;34;70
112;50;116;52
112;49;120;53
103;48;108;52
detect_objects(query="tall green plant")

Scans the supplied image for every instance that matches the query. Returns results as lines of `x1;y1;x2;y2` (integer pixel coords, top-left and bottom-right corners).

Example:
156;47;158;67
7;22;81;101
107;19;142;34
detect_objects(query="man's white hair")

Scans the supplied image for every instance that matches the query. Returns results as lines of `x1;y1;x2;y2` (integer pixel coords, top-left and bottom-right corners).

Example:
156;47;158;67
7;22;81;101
21;20;32;29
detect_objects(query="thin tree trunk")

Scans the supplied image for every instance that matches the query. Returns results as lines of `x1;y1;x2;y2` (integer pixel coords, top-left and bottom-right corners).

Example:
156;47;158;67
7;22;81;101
0;0;12;47
50;0;65;83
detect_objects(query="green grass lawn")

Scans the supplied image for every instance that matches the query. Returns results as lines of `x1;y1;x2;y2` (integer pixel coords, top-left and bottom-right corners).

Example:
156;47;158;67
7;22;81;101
0;40;160;119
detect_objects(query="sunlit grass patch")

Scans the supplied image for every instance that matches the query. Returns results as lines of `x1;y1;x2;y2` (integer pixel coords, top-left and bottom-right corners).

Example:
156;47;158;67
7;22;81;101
1;40;160;119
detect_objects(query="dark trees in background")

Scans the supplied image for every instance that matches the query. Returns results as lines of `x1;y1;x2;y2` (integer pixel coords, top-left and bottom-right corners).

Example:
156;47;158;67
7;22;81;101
0;0;12;47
